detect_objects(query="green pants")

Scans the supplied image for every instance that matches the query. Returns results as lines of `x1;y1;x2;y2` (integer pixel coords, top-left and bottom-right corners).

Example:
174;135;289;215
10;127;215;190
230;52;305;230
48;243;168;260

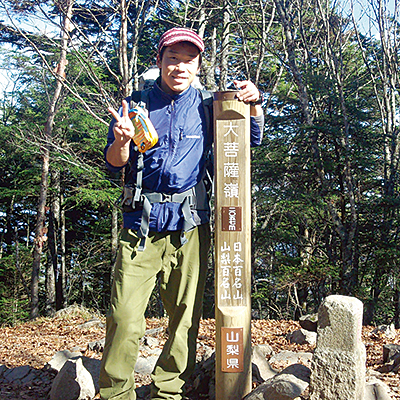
99;224;211;400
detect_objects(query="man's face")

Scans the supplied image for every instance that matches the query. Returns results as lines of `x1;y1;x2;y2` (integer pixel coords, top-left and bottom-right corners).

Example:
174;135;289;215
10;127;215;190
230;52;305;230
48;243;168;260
156;42;200;95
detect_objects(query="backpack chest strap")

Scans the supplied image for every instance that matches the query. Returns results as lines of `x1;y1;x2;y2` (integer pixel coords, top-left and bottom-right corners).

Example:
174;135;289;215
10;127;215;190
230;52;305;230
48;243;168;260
136;187;196;251
121;183;207;251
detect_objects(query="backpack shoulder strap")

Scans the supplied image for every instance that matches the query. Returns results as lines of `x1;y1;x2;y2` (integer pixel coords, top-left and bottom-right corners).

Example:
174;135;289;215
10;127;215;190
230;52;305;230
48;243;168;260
198;89;214;196
130;88;151;112
198;89;213;137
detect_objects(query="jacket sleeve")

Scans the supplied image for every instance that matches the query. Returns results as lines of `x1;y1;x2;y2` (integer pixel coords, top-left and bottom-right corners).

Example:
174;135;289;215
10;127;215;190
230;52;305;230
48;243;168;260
250;114;264;147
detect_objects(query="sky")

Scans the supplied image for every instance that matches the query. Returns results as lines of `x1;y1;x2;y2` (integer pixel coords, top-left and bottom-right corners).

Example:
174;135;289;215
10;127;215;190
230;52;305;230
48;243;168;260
0;8;57;94
346;0;397;35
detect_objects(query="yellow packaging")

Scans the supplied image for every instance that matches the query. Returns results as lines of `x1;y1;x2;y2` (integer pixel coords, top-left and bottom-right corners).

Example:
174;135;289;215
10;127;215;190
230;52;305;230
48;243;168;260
128;106;158;153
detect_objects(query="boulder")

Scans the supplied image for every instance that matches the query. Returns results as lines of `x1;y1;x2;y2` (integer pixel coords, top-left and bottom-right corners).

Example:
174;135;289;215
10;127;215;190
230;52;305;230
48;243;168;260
49;356;100;400
254;344;274;358
243;364;310;400
365;378;393;400
3;365;33;383
77;318;104;330
286;328;317;345
372;324;396;340
299;313;318;332
45;349;82;372
382;343;400;363
134;355;159;375
251;345;278;382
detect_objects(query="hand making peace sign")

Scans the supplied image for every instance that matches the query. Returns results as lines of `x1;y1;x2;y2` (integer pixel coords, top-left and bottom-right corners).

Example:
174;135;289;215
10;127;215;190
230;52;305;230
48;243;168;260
108;100;135;145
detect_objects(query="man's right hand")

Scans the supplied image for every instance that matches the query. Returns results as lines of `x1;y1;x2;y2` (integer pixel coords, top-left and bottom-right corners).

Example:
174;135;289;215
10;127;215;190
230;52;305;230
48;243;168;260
106;100;134;167
109;100;135;145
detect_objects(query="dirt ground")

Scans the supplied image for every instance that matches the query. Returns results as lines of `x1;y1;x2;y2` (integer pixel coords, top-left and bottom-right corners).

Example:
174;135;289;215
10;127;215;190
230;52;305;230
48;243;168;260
0;308;399;399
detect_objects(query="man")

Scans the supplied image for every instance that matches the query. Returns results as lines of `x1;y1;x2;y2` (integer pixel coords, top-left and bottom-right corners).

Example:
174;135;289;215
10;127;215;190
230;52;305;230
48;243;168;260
99;27;264;400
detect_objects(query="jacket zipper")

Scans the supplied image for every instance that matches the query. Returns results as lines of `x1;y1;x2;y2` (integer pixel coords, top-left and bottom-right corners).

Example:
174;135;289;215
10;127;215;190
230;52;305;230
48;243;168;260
160;99;175;183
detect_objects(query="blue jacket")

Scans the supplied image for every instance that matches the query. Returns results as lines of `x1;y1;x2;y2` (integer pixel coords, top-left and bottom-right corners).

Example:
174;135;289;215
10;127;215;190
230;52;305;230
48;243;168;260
105;80;263;232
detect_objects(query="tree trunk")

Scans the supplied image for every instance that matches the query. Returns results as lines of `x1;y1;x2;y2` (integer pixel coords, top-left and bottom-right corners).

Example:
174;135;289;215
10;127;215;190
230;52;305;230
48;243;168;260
45;196;57;316
31;149;50;319
206;27;217;91
46;168;61;315
30;0;74;319
394;286;400;329
219;3;230;90
58;192;67;309
119;0;130;97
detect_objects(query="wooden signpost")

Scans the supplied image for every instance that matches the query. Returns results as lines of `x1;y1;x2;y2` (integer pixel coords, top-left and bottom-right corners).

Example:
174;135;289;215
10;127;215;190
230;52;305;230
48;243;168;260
213;91;252;400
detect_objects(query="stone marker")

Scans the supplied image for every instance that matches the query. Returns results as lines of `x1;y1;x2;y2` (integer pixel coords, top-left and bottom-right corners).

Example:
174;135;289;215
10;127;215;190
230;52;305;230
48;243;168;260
309;295;366;400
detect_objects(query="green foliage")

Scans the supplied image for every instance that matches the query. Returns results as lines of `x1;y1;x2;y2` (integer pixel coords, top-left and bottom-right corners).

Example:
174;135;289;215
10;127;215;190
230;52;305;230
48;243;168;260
0;248;31;325
0;0;400;326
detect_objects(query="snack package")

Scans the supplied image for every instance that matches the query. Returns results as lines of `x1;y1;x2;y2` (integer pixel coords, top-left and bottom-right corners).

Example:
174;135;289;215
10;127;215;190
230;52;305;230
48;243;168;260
128;106;158;153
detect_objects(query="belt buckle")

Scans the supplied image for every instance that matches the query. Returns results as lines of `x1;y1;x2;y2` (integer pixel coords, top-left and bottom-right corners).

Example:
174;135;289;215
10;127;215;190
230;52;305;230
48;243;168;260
160;193;172;203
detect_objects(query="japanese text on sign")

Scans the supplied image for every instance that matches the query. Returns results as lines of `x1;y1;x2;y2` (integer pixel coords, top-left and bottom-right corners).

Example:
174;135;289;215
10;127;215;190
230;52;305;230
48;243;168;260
219;241;244;304
221;327;244;372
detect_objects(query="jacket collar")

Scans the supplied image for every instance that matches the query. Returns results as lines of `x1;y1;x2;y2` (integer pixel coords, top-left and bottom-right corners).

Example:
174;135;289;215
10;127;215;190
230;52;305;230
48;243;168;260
153;77;195;103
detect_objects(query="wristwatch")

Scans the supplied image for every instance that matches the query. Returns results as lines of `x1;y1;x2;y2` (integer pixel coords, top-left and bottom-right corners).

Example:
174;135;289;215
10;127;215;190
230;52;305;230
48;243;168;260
249;91;263;106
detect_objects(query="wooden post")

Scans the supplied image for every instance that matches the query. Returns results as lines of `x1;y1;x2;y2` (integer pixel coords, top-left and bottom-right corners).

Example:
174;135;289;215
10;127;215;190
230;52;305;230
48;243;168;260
213;91;252;400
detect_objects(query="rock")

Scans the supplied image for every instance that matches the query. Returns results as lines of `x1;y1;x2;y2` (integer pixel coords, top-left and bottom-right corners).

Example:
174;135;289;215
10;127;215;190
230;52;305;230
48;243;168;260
135;382;151;399
3;365;32;382
49;356;101;400
197;343;214;363
87;338;105;352
366;368;382;378
20;369;39;384
184;352;216;400
286;328;317;345
299;313;318;332
372;324;396;340
252;345;278;382
45;349;82;372
377;342;400;373
254;344;274;358
382;343;400;363
244;364;310;400
77;318;105;329
141;335;159;348
365;378;393;400
134;355;159;375
309;295;366;400
377;351;400;373
144;326;164;336
269;350;313;367
0;364;8;378
71;346;85;353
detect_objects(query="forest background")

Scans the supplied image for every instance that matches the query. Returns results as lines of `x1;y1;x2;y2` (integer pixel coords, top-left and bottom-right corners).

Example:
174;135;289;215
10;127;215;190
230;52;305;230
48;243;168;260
0;0;399;328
